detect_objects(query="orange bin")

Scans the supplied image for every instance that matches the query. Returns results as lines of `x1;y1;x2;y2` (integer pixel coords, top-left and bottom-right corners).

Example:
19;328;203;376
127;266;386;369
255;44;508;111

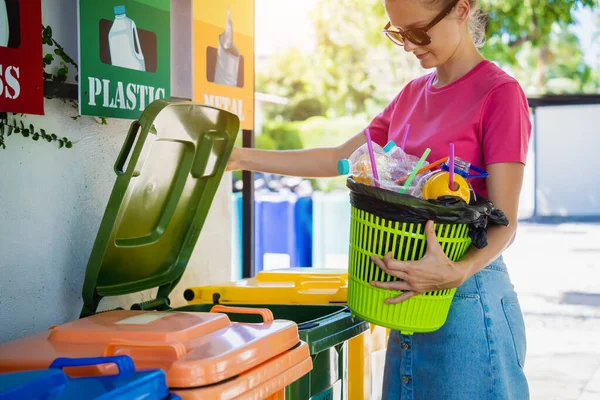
0;306;312;400
185;268;390;399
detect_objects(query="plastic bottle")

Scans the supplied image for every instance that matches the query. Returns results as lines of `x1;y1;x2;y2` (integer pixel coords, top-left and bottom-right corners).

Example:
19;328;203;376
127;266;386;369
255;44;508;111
0;0;9;48
338;143;397;186
383;140;429;182
108;5;146;71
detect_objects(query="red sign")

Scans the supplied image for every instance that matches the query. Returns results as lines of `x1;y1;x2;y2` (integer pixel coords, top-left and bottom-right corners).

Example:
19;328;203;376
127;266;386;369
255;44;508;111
0;0;44;115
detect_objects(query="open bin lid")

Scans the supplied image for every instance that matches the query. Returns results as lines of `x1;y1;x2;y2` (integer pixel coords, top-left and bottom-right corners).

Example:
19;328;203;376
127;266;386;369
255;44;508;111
0;355;177;400
0;308;309;392
80;101;239;317
184;268;349;305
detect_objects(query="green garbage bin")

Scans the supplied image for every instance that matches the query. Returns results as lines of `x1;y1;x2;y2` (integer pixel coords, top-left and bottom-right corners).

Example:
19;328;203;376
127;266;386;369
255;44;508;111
177;303;367;400
77;100;368;399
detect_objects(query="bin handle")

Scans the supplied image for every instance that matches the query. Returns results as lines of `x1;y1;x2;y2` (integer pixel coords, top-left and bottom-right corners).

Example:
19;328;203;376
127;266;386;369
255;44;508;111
210;305;274;323
104;340;187;361
114;121;140;175
297;278;346;293
49;356;135;376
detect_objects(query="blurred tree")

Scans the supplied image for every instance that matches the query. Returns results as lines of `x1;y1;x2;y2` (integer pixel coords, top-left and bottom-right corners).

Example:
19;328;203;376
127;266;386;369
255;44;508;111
256;0;600;125
261;120;305;150
481;0;599;93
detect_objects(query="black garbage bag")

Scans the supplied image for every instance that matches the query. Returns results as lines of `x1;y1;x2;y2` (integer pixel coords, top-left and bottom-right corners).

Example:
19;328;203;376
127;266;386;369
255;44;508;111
347;177;509;249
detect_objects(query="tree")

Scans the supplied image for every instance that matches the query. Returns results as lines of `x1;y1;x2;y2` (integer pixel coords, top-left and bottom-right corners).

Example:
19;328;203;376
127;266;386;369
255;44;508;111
256;0;600;121
308;0;423;116
481;0;600;92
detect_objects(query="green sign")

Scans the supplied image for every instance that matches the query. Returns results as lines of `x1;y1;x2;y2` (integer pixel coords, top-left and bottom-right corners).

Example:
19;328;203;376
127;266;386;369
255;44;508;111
78;0;170;119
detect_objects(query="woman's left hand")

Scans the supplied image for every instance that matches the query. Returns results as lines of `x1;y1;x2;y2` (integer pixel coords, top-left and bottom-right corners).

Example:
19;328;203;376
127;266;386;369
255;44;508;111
370;220;468;304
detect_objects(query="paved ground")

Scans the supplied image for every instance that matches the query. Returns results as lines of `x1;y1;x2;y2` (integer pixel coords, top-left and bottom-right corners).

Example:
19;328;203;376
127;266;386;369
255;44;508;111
503;222;600;400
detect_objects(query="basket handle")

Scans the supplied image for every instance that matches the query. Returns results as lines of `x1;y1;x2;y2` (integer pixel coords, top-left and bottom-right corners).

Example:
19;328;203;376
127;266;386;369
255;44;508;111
210;305;274;323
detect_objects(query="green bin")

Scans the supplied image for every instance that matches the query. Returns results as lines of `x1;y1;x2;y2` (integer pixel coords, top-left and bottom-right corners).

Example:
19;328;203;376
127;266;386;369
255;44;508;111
77;100;367;399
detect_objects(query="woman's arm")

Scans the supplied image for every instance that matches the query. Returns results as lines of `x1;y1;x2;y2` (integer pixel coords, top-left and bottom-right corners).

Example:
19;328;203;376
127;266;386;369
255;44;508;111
369;162;525;303
227;132;366;178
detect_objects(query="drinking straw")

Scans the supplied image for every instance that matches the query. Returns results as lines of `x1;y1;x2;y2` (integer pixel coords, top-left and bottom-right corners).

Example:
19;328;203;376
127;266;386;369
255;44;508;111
395;156;449;185
449;142;455;191
400;148;431;194
401;124;411;151
364;128;380;187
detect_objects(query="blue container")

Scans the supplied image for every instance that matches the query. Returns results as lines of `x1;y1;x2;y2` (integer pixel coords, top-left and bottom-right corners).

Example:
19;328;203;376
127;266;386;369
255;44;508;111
0;356;179;400
294;196;313;267
231;192;243;281
254;193;298;272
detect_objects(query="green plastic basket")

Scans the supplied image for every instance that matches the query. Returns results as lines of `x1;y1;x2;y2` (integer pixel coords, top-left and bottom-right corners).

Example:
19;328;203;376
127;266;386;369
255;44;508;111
347;206;472;334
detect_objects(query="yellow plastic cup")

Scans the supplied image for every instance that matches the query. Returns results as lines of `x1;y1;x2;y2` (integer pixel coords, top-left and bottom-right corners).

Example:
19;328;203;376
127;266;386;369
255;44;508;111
422;171;471;203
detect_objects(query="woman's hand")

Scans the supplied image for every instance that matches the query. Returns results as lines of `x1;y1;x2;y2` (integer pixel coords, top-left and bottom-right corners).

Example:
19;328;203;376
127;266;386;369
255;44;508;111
370;220;469;304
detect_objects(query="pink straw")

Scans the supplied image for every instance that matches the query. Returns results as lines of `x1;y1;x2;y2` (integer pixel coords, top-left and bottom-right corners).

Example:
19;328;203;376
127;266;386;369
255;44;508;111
449;142;455;191
401;124;410;151
364;129;380;187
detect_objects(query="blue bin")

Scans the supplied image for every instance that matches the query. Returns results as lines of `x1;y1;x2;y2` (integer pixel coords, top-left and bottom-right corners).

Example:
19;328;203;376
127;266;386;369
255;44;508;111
0;356;179;400
231;192;243;281
294;196;313;267
254;192;297;272
254;192;312;272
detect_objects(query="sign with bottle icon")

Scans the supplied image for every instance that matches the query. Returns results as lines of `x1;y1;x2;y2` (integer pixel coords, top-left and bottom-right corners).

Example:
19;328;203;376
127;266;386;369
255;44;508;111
193;0;254;130
78;0;170;119
0;0;44;115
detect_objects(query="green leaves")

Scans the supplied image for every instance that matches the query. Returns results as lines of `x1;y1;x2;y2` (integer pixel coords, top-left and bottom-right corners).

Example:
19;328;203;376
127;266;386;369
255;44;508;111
480;0;600;93
0;118;75;150
42;24;79;87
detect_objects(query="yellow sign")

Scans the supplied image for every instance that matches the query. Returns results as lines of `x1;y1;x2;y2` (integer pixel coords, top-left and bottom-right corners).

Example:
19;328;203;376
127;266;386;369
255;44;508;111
193;0;254;130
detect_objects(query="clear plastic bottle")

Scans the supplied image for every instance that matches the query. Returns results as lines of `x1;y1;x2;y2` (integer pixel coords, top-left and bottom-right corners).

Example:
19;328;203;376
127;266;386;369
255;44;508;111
383;140;429;183
338;142;397;186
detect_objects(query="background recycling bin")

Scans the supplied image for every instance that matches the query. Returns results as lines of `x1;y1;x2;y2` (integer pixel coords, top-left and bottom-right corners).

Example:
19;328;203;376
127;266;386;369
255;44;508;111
254;192;313;272
184;268;389;400
311;191;352;268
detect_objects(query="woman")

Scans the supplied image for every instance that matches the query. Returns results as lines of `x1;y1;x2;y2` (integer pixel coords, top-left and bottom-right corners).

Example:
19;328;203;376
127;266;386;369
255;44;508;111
227;0;531;398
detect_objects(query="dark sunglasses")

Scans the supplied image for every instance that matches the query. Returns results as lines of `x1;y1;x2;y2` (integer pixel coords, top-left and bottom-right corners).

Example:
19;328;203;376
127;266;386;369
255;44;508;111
382;0;460;46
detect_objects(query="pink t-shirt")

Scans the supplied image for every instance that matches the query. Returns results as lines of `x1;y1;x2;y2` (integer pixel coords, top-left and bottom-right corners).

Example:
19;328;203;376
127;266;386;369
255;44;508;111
367;60;532;198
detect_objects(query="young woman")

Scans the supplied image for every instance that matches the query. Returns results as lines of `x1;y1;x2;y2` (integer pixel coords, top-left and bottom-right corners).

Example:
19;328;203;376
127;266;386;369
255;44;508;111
228;0;532;398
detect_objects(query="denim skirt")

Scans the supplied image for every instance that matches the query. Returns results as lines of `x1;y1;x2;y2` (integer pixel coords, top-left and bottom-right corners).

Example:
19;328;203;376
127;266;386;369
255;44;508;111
382;257;529;400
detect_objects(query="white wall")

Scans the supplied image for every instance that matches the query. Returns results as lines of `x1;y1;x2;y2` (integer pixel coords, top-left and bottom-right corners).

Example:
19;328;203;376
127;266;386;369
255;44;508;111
0;0;232;343
534;105;600;216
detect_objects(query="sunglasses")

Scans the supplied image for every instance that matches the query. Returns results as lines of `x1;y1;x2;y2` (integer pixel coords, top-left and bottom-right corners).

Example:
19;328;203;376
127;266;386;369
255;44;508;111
382;0;460;46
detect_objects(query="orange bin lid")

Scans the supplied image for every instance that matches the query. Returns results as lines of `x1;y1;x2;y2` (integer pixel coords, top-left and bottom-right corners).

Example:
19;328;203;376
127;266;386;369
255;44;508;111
0;307;311;395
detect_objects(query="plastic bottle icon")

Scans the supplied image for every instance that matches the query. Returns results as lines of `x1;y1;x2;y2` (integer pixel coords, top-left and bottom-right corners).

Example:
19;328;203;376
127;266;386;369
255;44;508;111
0;0;9;48
214;8;241;86
108;5;146;71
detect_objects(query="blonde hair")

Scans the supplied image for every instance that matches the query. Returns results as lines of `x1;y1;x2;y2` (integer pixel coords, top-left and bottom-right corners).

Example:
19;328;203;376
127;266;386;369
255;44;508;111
425;0;488;48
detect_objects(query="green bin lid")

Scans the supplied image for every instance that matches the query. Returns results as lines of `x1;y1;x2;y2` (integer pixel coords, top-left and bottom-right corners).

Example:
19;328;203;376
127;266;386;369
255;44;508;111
81;100;239;317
